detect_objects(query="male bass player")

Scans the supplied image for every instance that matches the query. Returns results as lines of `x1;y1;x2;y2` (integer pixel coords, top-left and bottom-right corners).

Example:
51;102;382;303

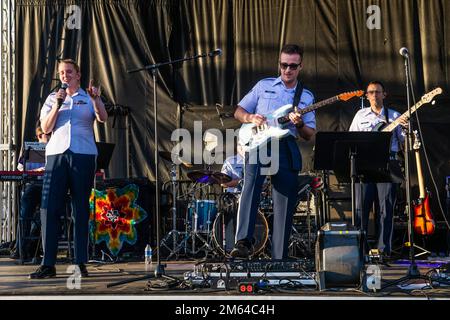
349;80;408;257
231;44;316;259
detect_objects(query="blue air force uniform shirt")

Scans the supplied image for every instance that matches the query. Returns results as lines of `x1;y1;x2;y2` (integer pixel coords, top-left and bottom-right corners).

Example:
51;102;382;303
221;153;244;193
238;77;316;137
40;88;98;156
349;106;405;152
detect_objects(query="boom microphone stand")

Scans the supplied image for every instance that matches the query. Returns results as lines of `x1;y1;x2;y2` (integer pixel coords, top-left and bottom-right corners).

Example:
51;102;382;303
107;49;222;288
381;47;427;290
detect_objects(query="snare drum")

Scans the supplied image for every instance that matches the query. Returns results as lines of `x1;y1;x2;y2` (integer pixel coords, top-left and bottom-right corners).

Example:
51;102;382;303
188;200;217;232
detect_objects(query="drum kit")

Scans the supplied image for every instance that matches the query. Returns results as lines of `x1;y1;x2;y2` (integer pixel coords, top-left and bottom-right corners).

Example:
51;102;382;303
159;151;321;260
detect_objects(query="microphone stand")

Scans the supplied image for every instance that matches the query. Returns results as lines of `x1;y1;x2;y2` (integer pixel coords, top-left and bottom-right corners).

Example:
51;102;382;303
381;52;427;290
403;55;419;275
107;50;220;288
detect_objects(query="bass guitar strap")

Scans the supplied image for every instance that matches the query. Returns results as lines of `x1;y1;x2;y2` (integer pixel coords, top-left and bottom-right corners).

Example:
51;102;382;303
292;81;304;110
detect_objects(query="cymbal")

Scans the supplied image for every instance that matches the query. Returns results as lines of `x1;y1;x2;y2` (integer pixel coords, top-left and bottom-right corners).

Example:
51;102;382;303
187;170;232;185
159;151;193;168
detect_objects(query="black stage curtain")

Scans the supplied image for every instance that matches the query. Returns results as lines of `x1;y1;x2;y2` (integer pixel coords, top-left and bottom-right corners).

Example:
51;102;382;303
16;0;450;221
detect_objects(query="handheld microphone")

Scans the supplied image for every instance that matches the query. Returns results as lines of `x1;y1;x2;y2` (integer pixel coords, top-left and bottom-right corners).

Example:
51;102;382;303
57;83;69;109
208;48;222;57
399;47;409;58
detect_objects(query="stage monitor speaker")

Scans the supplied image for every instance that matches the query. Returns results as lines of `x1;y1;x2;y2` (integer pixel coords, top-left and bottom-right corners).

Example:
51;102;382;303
315;222;364;290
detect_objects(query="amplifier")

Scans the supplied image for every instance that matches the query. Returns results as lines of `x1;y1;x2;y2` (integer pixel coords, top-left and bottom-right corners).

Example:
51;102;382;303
315;222;364;290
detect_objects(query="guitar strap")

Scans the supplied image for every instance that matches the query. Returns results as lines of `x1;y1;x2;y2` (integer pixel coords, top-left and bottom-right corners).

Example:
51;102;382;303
385;107;403;153
292;80;304;109
383;106;389;124
385;107;404;182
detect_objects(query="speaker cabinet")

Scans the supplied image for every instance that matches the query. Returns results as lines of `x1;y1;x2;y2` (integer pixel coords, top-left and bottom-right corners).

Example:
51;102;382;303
315;222;364;290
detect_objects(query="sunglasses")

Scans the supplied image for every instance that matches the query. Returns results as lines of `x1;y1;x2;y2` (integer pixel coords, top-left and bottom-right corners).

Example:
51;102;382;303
279;62;301;70
38;133;51;137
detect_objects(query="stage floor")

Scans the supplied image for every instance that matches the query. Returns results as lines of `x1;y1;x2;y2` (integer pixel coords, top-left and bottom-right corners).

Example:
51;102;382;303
1;256;450;299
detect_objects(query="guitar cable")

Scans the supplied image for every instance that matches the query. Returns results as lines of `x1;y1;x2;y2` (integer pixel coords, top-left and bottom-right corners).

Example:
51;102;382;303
407;61;450;231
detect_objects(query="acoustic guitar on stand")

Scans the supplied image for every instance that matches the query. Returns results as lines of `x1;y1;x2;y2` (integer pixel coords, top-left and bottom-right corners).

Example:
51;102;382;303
412;130;435;236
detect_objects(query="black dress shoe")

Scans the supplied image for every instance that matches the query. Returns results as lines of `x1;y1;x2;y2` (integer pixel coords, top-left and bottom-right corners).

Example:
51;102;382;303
10;250;20;260
78;264;89;277
29;265;56;279
230;240;251;259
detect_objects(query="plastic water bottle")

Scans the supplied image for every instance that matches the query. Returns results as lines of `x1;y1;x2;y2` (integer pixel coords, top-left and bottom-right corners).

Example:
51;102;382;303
145;244;152;270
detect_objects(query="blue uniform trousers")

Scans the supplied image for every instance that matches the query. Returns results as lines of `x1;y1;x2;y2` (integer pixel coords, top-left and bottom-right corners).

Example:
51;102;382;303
40;150;96;266
236;137;301;259
355;182;397;254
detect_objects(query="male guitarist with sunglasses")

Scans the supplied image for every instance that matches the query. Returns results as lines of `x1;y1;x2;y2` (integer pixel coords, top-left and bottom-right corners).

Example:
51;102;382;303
231;44;316;259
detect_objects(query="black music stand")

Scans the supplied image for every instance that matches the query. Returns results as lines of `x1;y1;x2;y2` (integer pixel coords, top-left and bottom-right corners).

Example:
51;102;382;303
314;131;392;227
90;142;115;260
95;142;115;172
25;149;45;165
22;142;46;173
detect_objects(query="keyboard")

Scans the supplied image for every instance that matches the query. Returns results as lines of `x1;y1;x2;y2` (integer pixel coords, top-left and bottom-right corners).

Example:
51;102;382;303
0;170;44;181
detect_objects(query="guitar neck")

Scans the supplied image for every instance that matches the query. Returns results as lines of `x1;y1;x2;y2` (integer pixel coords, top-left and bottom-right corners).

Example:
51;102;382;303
415;149;426;199
382;101;423;132
299;96;339;115
279;96;339;123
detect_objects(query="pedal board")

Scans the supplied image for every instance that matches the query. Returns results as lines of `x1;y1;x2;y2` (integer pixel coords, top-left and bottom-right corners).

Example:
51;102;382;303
184;259;317;289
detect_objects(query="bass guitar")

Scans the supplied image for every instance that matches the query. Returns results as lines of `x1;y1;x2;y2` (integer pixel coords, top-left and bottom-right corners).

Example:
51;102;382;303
372;87;442;132
238;90;363;151
412;130;435;235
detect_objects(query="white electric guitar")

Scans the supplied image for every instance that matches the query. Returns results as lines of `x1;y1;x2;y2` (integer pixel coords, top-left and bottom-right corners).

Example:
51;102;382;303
238;90;364;151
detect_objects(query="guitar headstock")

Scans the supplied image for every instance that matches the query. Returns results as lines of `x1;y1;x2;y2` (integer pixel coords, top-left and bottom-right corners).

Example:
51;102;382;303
413;130;421;150
337;90;364;101
421;87;443;104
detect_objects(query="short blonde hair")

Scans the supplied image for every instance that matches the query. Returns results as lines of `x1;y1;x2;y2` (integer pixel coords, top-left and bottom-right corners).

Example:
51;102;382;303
58;58;80;73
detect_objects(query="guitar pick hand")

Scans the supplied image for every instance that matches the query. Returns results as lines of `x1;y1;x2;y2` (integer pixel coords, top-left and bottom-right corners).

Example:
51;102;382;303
249;114;266;126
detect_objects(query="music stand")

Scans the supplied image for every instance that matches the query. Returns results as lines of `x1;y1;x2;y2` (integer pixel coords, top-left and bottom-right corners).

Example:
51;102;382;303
95;142;115;172
25;149;45;165
314;131;392;226
22;142;46;171
90;142;115;260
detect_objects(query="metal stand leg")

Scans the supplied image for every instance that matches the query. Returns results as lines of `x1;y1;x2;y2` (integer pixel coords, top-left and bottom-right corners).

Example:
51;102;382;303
182;206;214;258
160;163;189;260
